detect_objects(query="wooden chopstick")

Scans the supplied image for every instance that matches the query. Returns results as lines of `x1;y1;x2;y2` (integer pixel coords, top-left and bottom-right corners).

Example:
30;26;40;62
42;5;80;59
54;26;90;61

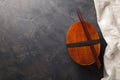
77;8;101;69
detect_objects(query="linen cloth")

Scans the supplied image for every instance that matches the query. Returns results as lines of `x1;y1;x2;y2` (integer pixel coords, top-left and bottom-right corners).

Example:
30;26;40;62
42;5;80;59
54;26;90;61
94;0;120;80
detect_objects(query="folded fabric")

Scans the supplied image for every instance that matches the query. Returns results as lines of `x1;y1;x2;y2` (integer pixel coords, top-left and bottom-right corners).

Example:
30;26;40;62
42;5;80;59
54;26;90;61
94;0;120;80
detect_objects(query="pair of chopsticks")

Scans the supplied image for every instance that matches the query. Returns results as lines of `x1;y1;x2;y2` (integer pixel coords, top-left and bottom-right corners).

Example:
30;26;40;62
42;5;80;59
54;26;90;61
77;8;101;69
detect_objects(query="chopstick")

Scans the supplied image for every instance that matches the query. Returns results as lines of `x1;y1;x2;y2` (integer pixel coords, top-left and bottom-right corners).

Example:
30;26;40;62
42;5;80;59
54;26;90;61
77;8;101;69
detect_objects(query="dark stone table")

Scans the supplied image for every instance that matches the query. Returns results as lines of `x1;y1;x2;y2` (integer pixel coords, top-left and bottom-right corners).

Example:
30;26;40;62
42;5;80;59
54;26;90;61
0;0;107;80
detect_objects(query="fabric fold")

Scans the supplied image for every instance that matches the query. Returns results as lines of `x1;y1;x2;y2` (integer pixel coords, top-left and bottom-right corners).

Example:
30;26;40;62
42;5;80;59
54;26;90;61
94;0;120;80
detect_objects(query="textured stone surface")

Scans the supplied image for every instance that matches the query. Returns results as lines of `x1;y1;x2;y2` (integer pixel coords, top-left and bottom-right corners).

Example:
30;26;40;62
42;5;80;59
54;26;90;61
0;0;106;80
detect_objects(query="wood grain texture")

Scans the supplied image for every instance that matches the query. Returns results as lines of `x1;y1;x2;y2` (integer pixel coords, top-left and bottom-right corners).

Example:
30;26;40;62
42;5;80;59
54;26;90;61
66;21;100;65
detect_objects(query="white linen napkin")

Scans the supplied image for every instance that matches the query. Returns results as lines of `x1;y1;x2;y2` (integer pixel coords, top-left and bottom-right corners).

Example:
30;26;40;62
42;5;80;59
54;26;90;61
94;0;120;80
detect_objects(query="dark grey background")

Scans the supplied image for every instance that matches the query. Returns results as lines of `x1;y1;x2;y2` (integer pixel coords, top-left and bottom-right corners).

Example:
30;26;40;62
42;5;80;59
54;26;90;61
0;0;107;80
